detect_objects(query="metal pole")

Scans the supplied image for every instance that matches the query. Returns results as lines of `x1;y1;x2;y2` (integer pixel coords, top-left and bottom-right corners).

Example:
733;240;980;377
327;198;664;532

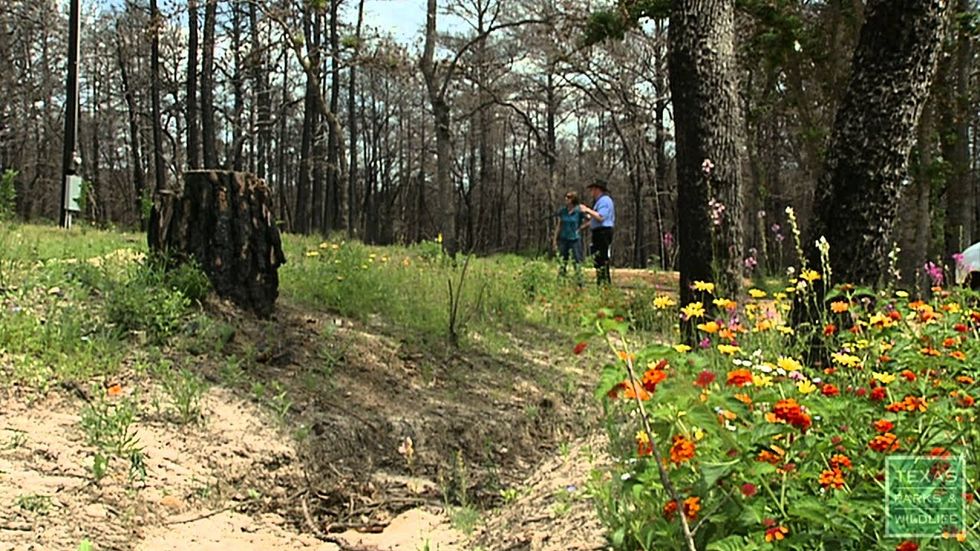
60;0;81;228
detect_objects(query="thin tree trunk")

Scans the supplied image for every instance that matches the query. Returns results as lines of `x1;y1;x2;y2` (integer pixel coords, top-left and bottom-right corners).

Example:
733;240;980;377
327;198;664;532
147;0;169;249
328;0;344;232
347;0;365;237
116;29;146;227
201;0;218;168
186;0;201;168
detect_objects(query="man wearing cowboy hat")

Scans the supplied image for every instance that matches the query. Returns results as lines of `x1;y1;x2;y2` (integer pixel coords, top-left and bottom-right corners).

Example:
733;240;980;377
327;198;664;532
579;178;615;286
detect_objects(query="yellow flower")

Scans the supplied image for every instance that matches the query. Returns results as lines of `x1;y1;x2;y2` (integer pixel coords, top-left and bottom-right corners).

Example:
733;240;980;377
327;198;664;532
694;428;705;441
752;374;773;387
436;233;443;243
774;292;787;301
868;313;894;329
776;325;794;335
832;352;862;368
697;321;720;334
673;344;692;353
318;242;331;249
854;339;871;350
755;319;773;332
305;250;320;257
713;298;737;310
880;342;894;352
749;289;767;299
717;344;741;355
797;379;817;394
801;269;821;282
653;295;677;309
693;281;715;293
682;302;706;319
895;290;909;298
777;357;803;372
872;372;897;385
945;303;962;314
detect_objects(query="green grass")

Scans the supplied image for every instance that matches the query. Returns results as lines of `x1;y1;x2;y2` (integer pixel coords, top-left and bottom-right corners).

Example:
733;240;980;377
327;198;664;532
0;222;639;389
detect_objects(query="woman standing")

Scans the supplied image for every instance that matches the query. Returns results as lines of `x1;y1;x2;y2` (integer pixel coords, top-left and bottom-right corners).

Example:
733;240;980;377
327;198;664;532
553;191;586;285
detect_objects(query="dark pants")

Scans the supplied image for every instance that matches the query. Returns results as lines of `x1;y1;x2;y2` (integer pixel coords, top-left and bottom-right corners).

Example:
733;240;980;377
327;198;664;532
558;238;584;284
591;227;613;286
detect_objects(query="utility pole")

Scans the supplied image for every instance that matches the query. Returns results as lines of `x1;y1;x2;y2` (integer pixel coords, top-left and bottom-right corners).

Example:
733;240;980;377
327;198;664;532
60;0;81;228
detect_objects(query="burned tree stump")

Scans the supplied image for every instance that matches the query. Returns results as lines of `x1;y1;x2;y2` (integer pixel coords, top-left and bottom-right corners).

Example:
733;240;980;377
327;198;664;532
148;170;286;317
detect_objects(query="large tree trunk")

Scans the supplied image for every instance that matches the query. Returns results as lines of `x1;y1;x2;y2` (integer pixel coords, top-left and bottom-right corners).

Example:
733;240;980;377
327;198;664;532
807;0;948;288
153;171;286;317
941;0;974;262
669;0;746;336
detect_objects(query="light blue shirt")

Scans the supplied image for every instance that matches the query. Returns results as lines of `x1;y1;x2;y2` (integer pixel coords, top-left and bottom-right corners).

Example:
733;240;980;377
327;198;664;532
590;194;615;229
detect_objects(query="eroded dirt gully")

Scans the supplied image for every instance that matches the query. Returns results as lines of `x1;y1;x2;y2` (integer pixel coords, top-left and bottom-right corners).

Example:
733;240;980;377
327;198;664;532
0;298;610;550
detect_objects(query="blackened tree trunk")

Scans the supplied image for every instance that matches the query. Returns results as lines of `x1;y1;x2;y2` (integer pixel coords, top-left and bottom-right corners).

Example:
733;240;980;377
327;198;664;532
155;171;286;317
941;0;974;262
328;0;344;232
347;0;365;236
669;0;746;334
147;0;168;250
807;0;949;288
116;28;146;227
201;0;218;168
186;0;201;169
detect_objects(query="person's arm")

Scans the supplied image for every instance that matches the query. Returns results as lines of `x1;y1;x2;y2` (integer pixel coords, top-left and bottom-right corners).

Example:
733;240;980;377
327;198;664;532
578;204;601;220
591;197;611;222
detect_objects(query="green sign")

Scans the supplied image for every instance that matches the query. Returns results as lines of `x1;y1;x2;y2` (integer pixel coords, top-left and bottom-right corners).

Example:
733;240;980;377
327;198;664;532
886;455;965;537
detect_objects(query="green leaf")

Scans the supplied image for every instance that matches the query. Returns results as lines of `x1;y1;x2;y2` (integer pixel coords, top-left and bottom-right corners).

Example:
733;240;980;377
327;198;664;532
78;541;94;551
701;459;739;487
707;535;749;551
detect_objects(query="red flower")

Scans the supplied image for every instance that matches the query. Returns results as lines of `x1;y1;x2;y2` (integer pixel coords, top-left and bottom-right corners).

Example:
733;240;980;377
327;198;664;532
821;384;840;397
694;370;717;388
895;541;919;551
954;323;968;333
900;370;916;382
870;387;887;402
888;310;902;321
573;342;588;355
740;483;757;497
856;388;867;397
773;399;811;431
824;323;837;336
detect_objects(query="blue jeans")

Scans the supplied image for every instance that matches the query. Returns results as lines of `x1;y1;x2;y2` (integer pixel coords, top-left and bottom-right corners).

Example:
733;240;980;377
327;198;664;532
558;238;584;283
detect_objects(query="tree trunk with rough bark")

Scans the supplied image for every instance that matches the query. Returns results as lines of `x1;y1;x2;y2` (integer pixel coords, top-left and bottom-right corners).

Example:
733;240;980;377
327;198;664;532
669;0;746;337
151;171;286;317
807;0;949;288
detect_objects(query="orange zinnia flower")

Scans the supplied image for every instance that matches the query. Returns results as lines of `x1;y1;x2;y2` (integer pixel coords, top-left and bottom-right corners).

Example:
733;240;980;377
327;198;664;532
107;383;123;397
943;337;959;348
869;432;900;453
683;496;701;520
757;449;783;465
821;383;840;397
895;541;919;551
873;419;895;433
773;398;811;431
726;369;753;387
829;454;852;470
824;323;837;336
956;375;974;385
921;347;941;357
950;351;967;361
734;393;753;405
641;368;668;392
830;301;849;313
621;381;651;401
765;525;789;542
669;435;696;465
819;468;846;489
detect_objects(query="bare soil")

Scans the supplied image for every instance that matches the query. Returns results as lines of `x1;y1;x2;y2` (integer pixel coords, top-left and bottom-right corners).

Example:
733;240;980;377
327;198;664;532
0;297;610;551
